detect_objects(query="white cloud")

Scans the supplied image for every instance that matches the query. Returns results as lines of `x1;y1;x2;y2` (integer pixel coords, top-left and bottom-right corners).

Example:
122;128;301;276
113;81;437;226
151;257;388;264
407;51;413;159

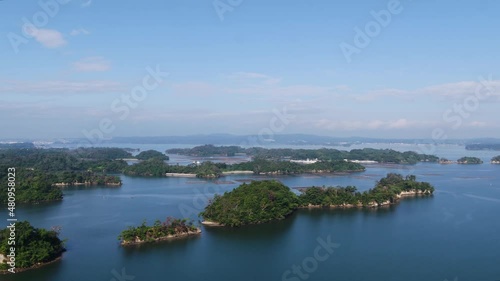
70;28;90;36
73;57;111;72
81;0;92;7
465;121;488;128
226;72;282;85
311;118;433;131
354;79;500;102
28;28;67;48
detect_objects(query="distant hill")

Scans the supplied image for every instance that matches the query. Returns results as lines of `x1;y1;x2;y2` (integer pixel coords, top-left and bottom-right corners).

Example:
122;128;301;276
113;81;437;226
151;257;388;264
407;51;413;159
0;142;34;149
57;134;500;146
466;143;500;151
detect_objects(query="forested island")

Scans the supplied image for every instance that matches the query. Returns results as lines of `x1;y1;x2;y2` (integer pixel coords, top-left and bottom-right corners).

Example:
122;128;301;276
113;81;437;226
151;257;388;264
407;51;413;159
0;145;440;203
491;156;500;164
135;150;169;161
0;148;130;203
0;221;65;274
457;157;483;164
200;174;434;227
167;145;439;164
118;218;200;245
200;180;299;227
123;158;365;178
0;169;63;203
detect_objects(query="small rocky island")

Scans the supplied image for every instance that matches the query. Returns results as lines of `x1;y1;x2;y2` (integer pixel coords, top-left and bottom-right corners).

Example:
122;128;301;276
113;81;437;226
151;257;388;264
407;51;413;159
457;157;483;164
491;156;500;164
0;221;65;274
200;174;435;227
118;218;201;246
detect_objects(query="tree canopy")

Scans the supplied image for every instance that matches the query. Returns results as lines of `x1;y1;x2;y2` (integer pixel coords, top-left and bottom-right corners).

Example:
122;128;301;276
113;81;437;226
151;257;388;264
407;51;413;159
118;217;198;244
457;157;483;164
0;221;65;270
200;180;300;227
135;150;169;161
201;175;435;227
166;145;439;164
0;148;129;203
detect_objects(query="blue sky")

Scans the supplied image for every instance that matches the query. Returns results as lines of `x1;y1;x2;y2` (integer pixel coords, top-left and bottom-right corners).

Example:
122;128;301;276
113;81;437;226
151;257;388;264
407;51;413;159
1;0;499;140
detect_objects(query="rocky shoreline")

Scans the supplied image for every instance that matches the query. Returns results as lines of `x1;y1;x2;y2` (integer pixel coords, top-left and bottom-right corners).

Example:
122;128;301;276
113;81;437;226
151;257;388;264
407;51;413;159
0;255;63;275
53;182;121;187
300;190;431;209
120;228;202;246
201;221;224;227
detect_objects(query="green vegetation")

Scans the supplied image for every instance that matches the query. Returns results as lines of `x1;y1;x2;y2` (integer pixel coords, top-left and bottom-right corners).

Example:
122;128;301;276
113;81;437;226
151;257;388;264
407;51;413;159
0;143;35;149
51;171;121;186
0;148;129;203
229;158;364;174
0;148;129;173
118;218;199;245
0;169;63;203
491;156;500;163
200;180;300;227
201;175;434;227
193;162;222;178
457;157;483;164
124;158;363;178
299;174;434;207
71;147;132;160
136;150;169;161
123;158;169;177
466;144;500;151
123;159;223;178
166;145;439;164
0;221;65;271
167;144;244;157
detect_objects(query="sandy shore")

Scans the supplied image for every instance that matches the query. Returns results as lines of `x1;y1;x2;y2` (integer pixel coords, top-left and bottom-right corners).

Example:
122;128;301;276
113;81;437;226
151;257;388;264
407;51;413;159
165;173;197;177
201;221;223;227
222;170;254;175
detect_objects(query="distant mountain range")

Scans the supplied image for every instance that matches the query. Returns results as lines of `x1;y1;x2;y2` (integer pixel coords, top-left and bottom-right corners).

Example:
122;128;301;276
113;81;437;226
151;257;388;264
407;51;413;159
88;134;500;146
1;134;497;147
